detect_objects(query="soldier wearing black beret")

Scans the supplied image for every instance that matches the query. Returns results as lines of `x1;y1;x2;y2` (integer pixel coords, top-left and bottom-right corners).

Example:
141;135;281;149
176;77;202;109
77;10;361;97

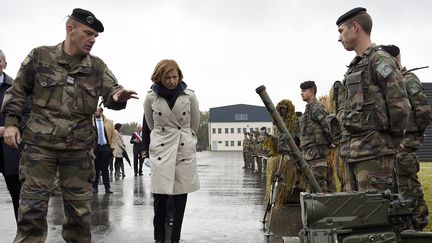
335;7;411;196
298;80;333;192
69;8;104;32
1;8;138;242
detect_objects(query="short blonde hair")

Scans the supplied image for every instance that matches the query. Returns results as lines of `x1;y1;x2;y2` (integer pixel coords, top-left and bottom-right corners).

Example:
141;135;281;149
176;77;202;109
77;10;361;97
151;59;183;83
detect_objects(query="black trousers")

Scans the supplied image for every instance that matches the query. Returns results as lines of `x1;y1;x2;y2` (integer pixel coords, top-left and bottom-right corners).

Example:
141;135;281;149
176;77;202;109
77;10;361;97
153;193;188;242
2;173;21;222
93;145;112;190
133;152;144;174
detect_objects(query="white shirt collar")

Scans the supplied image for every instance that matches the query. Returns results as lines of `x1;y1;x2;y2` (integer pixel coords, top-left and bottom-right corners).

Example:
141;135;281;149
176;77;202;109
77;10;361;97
0;73;4;84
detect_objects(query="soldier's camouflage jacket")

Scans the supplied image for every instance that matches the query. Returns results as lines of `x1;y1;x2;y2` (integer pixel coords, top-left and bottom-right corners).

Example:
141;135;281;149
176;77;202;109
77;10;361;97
401;68;432;149
1;43;126;150
337;44;410;162
300;97;332;161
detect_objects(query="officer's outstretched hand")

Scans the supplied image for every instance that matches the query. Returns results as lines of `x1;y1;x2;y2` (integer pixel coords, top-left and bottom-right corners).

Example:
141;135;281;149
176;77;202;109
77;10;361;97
4;126;21;149
277;133;290;155
113;89;139;102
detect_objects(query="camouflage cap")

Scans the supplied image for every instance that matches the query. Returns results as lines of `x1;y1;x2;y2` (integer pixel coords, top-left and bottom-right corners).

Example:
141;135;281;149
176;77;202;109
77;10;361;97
336;7;367;26
379;45;400;58
69;8;104;32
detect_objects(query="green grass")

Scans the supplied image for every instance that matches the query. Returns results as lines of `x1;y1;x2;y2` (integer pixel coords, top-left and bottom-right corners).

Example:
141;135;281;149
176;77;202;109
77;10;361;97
419;162;432;232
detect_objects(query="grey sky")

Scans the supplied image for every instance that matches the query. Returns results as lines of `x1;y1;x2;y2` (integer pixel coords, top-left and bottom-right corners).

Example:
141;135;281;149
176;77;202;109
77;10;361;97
1;0;431;124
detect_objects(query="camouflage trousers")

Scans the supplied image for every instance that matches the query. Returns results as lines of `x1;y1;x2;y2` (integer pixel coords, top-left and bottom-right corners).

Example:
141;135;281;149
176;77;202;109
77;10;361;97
345;155;394;192
395;149;429;230
306;158;328;193
14;145;95;243
243;152;248;168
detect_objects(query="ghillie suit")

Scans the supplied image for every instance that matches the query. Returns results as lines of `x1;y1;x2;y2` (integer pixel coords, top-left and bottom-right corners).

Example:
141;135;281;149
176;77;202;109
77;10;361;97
328;84;347;192
264;99;307;207
319;95;337;192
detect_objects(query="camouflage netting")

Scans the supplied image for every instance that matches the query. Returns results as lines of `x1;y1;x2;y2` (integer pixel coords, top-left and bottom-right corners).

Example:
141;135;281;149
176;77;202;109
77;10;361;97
264;99;307;207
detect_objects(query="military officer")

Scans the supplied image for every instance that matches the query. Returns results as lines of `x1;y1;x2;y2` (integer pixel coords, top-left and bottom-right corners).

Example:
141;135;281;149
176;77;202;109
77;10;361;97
1;8;137;242
299;81;333;192
381;44;431;231
336;8;410;192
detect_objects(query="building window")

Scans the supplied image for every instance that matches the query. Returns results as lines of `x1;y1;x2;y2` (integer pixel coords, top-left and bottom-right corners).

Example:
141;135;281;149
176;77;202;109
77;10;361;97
212;128;216;134
231;141;234;146
235;113;248;121
243;128;247;133
267;128;271;134
225;141;229;146
249;128;253;132
230;128;234;134
225;128;229;134
218;128;222;134
218;141;222;144
237;141;241;146
237;128;241;133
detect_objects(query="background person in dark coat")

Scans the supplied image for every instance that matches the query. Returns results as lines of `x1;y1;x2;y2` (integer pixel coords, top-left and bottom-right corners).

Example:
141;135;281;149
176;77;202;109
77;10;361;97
0;49;31;222
130;124;144;176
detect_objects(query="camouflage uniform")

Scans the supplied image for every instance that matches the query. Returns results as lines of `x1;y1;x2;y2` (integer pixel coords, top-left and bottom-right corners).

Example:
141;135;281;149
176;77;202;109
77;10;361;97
337;45;410;192
242;134;250;169
395;68;431;230
299;97;332;192
1;43;126;243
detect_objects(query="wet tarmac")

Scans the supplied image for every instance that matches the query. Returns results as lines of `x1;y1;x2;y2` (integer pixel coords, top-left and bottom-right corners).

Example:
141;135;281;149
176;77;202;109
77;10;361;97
0;146;302;242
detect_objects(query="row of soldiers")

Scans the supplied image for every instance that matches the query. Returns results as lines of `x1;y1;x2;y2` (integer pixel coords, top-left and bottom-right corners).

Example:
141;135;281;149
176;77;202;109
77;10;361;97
242;127;270;173
258;7;432;232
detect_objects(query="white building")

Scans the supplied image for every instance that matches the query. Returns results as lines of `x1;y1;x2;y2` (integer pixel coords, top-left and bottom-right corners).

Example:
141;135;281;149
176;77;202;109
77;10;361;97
208;104;273;151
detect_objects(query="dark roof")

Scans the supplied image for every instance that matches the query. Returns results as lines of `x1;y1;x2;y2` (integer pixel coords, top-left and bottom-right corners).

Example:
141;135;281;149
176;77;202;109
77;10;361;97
418;82;432;162
209;104;272;123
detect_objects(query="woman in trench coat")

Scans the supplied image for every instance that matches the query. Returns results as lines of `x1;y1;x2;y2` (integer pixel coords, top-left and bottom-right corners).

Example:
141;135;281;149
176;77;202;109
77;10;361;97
144;59;200;243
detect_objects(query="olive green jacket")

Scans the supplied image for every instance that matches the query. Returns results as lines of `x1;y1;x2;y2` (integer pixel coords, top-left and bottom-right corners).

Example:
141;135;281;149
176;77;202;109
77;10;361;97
1;43;126;150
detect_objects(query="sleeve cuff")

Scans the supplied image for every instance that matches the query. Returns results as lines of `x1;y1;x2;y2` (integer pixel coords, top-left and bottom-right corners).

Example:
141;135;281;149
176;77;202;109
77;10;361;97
5;116;19;127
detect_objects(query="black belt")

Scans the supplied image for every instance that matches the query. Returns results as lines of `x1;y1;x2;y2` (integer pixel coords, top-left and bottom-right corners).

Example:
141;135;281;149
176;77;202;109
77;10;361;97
97;144;110;147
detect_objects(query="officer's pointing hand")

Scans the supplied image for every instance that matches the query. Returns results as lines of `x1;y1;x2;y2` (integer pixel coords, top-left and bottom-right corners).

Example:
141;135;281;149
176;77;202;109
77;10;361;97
4;126;21;149
113;89;139;102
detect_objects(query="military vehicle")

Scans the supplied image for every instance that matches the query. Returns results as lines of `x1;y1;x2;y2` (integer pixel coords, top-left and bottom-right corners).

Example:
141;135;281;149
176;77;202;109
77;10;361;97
256;85;432;243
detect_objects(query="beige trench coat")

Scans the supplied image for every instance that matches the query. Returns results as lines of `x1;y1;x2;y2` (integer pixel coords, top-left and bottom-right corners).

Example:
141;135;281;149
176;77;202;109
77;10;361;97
144;89;200;194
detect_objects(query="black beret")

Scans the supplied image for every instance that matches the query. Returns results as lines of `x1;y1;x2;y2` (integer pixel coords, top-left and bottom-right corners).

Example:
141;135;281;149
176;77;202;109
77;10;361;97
69;8;104;32
336;7;367;26
380;45;400;58
300;81;316;90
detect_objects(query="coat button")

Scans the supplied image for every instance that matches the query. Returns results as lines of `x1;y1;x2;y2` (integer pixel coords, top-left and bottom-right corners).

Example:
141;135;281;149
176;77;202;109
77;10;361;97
162;127;165;131
181;159;185;161
161;143;164;146
183;112;186;115
177;126;181;130
181;143;184;146
158;112;162;115
158;157;161;160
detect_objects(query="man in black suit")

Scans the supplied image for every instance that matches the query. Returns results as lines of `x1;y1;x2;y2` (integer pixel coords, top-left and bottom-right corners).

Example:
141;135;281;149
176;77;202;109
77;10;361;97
130;125;144;176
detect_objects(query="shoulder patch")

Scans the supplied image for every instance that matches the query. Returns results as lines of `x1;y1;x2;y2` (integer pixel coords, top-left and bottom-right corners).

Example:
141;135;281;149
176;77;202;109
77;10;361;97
376;61;393;79
21;55;32;67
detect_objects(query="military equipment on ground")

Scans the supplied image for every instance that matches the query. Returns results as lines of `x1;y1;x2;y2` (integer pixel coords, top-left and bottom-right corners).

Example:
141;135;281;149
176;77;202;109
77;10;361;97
262;155;285;236
256;85;432;243
255;85;322;193
282;191;432;243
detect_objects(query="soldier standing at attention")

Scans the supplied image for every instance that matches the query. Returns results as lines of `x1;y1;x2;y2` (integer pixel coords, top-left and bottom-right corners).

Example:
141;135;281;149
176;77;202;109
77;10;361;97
336;8;410;192
1;8;137;242
381;44;431;231
242;132;250;169
299;81;333;192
